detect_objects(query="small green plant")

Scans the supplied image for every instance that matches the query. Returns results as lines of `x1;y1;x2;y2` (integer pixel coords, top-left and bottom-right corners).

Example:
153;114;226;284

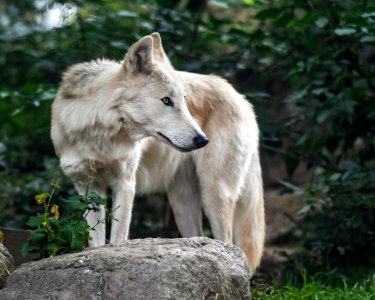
21;178;110;259
252;273;375;300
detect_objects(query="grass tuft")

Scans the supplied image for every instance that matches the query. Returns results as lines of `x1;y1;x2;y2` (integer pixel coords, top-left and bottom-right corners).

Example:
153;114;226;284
251;273;375;300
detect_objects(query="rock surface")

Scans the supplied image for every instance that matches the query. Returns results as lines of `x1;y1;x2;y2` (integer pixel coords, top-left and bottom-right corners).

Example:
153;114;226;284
0;237;250;300
0;244;15;289
0;227;36;267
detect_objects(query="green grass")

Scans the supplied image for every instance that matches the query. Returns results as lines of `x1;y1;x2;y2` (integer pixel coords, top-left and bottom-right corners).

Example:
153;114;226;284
252;274;375;300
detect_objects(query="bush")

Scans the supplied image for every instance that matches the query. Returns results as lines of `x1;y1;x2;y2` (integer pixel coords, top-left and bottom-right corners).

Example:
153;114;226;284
22;176;111;259
283;161;375;277
248;0;375;275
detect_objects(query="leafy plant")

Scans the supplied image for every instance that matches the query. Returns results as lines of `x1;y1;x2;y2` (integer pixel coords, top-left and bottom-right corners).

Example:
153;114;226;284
252;273;375;300
247;0;375;276
2;0;374;278
22;180;110;259
284;161;375;278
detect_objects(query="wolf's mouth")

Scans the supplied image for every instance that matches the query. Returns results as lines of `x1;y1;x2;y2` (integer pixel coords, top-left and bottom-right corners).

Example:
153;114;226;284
157;132;192;152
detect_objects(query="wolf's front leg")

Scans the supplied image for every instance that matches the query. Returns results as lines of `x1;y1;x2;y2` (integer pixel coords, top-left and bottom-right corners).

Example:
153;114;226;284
74;183;107;247
86;205;106;247
108;156;140;243
109;179;136;243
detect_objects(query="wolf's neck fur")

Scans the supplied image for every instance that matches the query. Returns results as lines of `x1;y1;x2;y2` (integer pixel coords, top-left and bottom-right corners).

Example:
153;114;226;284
57;59;143;143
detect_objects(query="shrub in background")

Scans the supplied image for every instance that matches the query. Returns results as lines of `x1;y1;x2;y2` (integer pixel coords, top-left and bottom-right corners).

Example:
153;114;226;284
1;0;374;276
248;0;375;276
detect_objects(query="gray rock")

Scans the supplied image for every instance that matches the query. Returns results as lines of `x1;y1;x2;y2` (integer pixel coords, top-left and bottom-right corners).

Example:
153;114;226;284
0;237;250;300
0;244;15;290
0;227;36;267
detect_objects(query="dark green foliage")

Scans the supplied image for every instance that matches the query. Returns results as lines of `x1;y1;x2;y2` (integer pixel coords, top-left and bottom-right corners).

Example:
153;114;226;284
305;161;375;269
22;184;108;259
1;0;374;276
283;161;375;279
252;273;375;299
248;0;375;276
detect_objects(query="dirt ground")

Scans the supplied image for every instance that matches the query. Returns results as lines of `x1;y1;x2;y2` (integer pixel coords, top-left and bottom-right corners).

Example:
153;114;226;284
257;189;304;280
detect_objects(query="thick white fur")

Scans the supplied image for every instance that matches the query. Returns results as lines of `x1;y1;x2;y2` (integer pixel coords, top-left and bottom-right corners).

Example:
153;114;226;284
51;33;264;275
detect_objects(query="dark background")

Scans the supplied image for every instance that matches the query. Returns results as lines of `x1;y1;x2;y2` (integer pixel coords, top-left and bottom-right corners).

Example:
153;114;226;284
1;0;374;284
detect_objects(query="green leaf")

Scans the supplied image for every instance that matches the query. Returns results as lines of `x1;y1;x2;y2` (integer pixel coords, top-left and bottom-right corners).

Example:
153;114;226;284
298;205;311;215
312;87;326;96
87;192;106;206
30;231;46;243
61;224;77;248
210;0;229;9
26;213;47;228
21;243;30;257
46;243;63;256
337;246;346;255
343;160;361;172
117;10;138;18
360;35;375;43
246;92;271;99
62;220;89;251
317;109;330;124
334;28;357;36
110;41;127;49
315;17;329;28
286;88;309;103
278;180;304;195
21;243;41;257
361;12;375;18
338;100;358;116
60;196;87;212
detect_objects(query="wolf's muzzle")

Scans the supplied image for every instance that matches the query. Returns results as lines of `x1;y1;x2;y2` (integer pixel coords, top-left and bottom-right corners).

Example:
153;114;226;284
193;134;209;149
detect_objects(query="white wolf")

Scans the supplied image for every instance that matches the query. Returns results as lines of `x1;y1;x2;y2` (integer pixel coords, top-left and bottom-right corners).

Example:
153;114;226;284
51;33;264;274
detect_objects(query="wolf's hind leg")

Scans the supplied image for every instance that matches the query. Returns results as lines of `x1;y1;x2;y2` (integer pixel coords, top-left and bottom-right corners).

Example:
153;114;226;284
233;155;265;276
167;161;203;237
194;133;252;245
200;189;236;244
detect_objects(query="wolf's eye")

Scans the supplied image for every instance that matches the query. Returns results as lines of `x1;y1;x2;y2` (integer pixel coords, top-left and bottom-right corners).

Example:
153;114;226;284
161;97;173;106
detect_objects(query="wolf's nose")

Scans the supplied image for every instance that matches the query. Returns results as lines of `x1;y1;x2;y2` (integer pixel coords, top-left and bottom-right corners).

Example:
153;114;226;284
193;135;209;149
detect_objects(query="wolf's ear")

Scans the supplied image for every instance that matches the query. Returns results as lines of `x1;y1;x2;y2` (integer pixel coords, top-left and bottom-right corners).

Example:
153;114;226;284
124;35;154;75
150;32;172;66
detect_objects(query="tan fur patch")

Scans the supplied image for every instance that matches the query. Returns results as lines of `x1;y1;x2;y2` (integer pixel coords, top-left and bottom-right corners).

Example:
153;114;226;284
185;95;215;131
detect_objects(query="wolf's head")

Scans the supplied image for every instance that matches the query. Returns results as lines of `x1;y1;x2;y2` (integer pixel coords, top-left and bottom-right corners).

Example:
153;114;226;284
119;33;208;152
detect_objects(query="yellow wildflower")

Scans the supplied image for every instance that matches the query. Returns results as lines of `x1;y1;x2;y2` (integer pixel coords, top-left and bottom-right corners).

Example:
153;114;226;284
0;230;4;244
35;193;49;205
41;221;48;227
50;204;60;220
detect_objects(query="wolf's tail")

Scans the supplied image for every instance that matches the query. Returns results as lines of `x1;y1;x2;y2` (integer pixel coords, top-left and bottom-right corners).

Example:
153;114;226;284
233;154;265;276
